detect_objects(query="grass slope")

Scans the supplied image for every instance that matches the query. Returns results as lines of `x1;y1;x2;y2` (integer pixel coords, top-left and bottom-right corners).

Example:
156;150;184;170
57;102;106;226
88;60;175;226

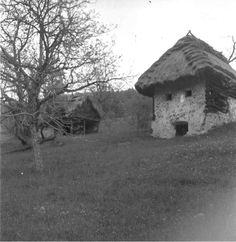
1;123;236;240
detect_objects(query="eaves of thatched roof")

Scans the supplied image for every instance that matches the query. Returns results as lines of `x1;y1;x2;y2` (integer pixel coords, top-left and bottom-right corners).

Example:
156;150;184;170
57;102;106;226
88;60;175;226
66;95;103;121
135;35;236;97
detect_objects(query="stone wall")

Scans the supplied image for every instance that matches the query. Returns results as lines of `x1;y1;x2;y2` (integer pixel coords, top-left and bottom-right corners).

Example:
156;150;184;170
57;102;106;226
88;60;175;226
152;80;236;138
203;97;236;131
152;81;206;138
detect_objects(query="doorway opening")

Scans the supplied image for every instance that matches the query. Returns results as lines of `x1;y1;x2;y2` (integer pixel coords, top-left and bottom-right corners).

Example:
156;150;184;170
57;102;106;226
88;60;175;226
175;121;188;136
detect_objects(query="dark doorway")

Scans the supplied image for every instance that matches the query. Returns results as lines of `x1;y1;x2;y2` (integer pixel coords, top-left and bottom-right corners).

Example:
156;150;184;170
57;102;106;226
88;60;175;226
175;121;188;136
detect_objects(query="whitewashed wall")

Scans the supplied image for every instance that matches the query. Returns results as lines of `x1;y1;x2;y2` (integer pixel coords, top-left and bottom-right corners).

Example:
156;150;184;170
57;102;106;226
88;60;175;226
152;82;206;138
152;81;236;138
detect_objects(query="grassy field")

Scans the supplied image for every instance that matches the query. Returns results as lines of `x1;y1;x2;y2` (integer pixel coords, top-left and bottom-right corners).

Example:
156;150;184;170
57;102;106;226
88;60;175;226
1;123;236;240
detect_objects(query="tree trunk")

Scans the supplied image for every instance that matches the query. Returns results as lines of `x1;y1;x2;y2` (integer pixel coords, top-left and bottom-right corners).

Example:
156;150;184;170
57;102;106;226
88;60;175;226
30;125;43;172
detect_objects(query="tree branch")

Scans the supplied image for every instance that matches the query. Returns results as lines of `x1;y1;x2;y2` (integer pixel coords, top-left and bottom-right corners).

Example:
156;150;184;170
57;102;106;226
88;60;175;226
228;36;236;63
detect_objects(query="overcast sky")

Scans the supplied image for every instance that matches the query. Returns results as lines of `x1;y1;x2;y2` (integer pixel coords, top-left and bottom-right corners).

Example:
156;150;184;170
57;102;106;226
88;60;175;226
93;0;236;88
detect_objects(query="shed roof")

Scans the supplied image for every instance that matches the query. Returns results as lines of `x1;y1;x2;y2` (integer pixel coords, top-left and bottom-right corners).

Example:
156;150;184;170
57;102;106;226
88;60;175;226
135;34;236;96
66;95;103;121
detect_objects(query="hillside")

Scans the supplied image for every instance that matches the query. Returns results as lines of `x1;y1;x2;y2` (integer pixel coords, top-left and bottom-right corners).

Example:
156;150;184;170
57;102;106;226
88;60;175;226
1;123;236;240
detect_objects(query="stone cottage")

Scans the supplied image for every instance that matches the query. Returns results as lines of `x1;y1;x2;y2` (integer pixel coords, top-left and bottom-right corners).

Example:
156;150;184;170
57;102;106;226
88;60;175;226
135;33;236;138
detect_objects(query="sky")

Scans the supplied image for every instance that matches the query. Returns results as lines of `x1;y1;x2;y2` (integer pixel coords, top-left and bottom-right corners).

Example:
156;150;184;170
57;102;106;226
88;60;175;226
92;0;236;88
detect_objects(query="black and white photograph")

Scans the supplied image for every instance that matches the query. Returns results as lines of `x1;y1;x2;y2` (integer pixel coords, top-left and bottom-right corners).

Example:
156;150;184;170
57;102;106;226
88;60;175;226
1;0;236;240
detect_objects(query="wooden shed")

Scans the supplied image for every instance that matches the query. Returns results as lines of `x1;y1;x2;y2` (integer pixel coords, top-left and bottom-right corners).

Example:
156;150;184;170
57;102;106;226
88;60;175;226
61;95;103;135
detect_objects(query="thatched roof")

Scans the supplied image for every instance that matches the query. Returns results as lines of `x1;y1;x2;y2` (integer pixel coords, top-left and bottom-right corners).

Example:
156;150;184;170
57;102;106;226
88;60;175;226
65;95;103;121
135;34;236;97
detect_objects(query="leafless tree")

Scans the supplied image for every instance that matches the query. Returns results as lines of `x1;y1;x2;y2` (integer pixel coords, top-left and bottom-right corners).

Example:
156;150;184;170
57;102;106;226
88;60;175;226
0;0;121;171
228;36;236;63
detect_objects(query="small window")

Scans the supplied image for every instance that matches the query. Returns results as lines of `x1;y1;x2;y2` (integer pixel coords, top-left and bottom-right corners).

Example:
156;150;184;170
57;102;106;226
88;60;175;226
185;90;192;97
166;93;172;101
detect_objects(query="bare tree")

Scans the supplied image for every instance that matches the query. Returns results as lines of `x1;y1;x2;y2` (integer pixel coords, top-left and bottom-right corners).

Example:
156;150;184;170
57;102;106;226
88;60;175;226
0;0;120;171
228;36;236;63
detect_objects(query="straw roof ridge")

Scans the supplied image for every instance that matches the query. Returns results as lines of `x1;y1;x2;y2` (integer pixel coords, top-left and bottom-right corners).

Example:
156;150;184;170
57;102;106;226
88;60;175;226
145;35;229;75
135;35;236;96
